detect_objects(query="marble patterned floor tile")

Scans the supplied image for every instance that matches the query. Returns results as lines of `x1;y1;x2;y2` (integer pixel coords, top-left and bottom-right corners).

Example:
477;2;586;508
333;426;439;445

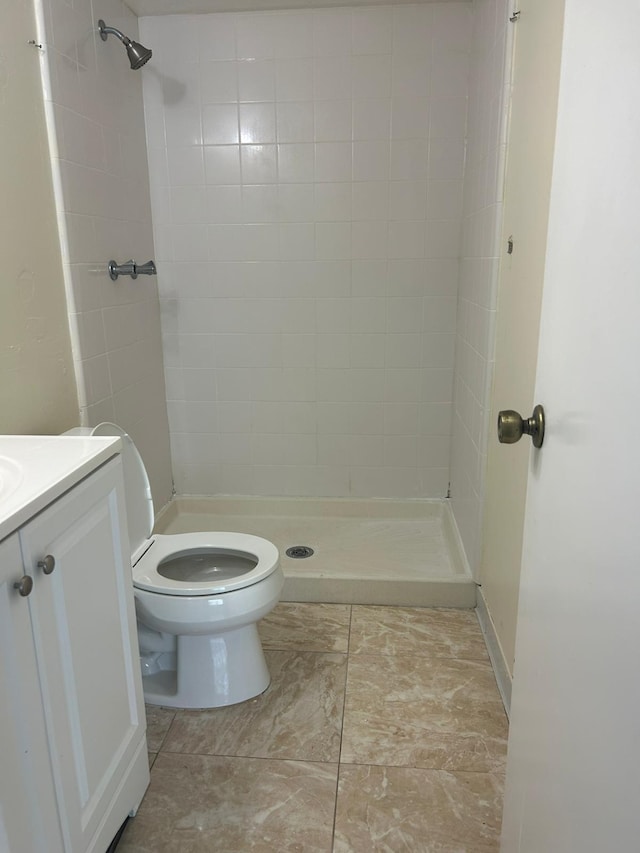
349;606;489;661
162;650;347;762
145;705;176;752
334;764;503;852
259;602;351;653
341;655;508;773
148;752;157;769
117;752;338;853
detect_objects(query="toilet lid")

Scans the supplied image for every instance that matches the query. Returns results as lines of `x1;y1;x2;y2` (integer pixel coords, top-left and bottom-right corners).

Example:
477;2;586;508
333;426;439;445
92;422;154;563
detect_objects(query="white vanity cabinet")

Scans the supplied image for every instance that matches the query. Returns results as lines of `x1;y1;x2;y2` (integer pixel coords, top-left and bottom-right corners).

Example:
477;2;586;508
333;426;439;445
0;450;149;853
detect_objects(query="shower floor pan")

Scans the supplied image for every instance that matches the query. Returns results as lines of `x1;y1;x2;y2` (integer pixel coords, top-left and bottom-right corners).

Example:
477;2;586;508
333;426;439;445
155;497;476;608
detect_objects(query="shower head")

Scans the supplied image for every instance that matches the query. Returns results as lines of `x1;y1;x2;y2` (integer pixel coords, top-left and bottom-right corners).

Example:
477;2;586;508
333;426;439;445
98;19;152;70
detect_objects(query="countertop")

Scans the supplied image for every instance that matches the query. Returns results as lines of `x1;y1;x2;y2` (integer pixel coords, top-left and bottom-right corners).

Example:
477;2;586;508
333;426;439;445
0;435;122;541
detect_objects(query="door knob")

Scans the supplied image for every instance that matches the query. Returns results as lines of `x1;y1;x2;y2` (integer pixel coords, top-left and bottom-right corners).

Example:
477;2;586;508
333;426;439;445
497;404;545;448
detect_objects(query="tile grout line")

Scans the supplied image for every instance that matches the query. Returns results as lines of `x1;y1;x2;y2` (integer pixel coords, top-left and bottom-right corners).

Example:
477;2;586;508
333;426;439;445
330;603;353;851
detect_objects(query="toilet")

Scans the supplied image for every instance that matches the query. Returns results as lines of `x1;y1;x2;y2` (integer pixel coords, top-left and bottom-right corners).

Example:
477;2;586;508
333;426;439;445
66;423;283;709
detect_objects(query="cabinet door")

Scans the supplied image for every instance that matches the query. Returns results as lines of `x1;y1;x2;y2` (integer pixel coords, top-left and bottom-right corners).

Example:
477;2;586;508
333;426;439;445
0;534;64;853
20;458;147;852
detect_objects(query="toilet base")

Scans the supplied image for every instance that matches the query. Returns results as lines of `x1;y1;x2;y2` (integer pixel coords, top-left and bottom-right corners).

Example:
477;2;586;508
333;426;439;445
140;623;271;709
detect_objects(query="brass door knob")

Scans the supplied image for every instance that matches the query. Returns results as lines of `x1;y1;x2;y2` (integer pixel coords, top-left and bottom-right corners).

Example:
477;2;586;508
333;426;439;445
498;404;545;448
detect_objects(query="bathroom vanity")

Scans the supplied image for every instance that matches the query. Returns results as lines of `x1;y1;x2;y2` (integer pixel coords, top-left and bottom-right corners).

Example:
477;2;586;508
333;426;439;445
0;436;149;852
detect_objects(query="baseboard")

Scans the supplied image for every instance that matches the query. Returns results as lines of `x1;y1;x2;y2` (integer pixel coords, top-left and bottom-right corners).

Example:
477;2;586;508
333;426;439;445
475;587;512;718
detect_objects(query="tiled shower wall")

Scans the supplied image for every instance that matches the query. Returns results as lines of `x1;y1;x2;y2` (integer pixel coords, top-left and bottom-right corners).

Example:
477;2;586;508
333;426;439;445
140;3;472;498
36;0;173;506
450;0;512;574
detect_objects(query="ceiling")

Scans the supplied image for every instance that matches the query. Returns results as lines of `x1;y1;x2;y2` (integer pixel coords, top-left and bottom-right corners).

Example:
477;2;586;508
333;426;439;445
126;0;469;19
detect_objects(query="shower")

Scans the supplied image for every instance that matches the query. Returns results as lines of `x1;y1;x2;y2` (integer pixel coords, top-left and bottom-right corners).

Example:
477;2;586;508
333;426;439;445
98;19;152;70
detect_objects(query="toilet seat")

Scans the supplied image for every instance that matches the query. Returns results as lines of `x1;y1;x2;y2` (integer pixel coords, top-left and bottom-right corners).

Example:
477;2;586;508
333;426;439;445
85;423;280;599
133;531;280;596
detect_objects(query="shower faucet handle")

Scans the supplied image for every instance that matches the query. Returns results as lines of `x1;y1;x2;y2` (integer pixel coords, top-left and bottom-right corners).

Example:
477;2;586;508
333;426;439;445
108;259;136;280
107;259;156;280
135;260;157;276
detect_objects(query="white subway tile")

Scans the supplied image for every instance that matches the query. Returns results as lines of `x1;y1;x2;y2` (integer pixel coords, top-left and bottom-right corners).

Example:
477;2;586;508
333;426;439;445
389;181;427;221
352;181;389;221
314;100;352;142
275;58;314;101
314;183;352;222
391;97;429;139
353;141;389;182
168;146;205;186
315;222;351;260
313;56;352;100
206;186;242;224
278;184;315;221
273;14;313;59
352;8;393;56
279;223;316;260
241;144;278;183
277;102;314;143
277;143;315;182
352;98;391;141
236;15;276;61
315;142;352;183
198;15;237;61
352;221;389;260
203;104;239;145
239;103;276;144
238;59;275;101
313;10;352;57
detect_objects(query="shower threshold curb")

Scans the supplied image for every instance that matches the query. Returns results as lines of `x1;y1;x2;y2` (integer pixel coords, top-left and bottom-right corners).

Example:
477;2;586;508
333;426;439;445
281;575;477;608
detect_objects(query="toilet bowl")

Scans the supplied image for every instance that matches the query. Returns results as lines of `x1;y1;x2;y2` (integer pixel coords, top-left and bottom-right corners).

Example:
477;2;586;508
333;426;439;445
65;423;283;709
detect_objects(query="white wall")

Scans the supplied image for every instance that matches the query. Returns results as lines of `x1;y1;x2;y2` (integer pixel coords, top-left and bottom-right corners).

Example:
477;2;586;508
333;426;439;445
37;0;173;506
450;0;511;573
140;3;471;498
0;0;78;435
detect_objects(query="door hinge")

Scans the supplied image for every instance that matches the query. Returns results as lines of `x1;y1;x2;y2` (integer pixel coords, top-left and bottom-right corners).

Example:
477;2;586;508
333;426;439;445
510;10;521;23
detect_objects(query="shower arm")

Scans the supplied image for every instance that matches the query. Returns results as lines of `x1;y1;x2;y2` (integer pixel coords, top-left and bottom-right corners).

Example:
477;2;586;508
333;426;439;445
99;21;131;46
108;259;157;281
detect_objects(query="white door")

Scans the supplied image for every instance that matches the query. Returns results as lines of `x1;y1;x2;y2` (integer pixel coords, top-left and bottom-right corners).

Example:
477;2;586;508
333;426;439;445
21;459;147;852
500;0;640;848
0;534;64;853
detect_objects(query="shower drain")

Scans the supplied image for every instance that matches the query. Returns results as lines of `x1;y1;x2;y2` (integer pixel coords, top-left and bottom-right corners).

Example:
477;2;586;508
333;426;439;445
285;545;315;559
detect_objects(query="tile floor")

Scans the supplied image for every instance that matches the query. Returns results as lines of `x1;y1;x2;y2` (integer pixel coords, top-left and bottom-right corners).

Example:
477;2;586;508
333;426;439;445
118;604;507;852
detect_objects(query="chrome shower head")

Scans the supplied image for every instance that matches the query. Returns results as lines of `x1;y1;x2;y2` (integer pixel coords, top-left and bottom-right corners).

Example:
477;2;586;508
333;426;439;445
98;19;152;70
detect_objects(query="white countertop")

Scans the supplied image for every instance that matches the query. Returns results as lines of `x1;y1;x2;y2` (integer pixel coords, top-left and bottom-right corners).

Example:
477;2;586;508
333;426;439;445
0;436;122;542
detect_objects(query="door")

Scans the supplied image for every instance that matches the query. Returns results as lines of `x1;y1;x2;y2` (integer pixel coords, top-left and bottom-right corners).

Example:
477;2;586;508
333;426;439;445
21;459;147;852
0;534;64;853
501;0;640;848
480;0;566;676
